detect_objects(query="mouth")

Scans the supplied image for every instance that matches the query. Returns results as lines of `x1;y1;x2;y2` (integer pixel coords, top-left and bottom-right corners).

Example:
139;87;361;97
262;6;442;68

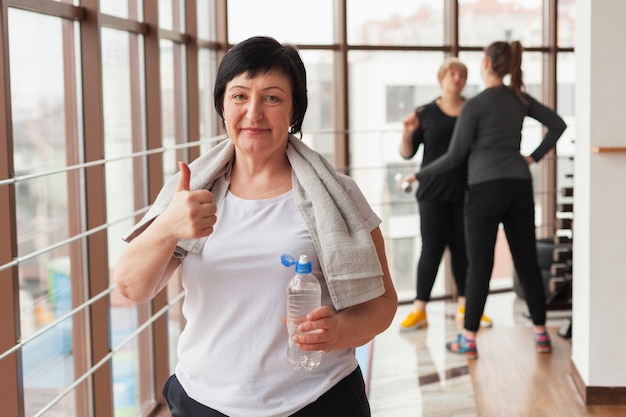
241;127;269;134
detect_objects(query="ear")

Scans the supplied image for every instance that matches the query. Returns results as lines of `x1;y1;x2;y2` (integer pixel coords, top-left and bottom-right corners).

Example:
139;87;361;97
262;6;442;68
482;56;491;70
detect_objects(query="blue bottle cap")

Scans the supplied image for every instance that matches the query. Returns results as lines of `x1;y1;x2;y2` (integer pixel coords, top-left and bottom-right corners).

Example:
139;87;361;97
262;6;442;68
281;254;312;274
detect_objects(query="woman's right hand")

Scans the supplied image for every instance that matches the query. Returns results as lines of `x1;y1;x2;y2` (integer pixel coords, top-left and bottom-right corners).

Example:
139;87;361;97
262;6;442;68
395;173;417;192
402;112;419;134
158;161;218;240
399;112;420;159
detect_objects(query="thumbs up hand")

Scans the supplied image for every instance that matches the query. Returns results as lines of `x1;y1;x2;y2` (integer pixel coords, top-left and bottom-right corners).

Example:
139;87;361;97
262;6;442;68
160;161;217;239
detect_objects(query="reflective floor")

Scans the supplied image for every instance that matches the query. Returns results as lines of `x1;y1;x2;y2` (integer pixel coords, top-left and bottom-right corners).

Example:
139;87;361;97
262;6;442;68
367;291;572;417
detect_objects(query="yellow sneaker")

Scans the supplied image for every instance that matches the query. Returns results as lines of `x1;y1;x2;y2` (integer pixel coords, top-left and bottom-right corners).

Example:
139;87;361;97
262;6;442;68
456;305;493;328
399;309;428;332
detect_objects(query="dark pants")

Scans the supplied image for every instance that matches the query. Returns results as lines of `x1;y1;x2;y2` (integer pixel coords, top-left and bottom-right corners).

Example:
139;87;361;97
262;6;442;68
463;179;547;332
162;366;371;417
416;199;468;302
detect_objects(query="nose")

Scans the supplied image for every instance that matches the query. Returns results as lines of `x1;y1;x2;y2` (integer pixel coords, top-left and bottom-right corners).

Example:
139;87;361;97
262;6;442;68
246;96;264;121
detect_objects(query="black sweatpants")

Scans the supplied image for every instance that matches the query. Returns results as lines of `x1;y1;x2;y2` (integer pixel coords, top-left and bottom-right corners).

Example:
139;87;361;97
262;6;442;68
463;179;547;332
162;366;370;417
415;199;468;302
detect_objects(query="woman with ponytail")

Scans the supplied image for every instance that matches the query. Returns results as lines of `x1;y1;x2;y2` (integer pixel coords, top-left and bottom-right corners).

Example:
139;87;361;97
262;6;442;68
413;40;567;359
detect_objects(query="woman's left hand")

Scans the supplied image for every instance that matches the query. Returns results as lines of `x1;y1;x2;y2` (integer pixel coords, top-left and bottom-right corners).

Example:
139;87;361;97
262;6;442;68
292;305;339;353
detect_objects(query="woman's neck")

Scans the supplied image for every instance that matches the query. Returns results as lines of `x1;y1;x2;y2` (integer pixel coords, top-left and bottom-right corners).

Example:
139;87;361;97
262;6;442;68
229;152;293;199
436;92;464;117
483;73;504;88
438;91;464;105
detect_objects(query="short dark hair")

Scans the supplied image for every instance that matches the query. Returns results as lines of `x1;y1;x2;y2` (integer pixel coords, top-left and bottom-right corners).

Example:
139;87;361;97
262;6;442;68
213;36;308;135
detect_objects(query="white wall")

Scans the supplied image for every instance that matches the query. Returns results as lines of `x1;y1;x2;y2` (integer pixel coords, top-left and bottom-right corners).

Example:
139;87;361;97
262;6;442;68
573;0;626;387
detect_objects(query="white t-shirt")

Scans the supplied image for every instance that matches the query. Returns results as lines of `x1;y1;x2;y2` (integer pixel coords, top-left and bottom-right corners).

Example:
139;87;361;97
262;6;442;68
175;173;381;417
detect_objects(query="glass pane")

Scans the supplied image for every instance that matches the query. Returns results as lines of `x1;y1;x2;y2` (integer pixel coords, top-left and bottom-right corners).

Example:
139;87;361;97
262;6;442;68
21;249;76;417
558;0;576;48
159;0;185;31
7;7;93;414
10;12;67;174
160;39;183;179
347;51;447;300
99;0;143;19
102;27;140;266
198;48;220;153
197;0;217;41
110;289;149;417
8;10;77;414
101;27;146;416
298;50;335;164
458;0;544;47
227;0;335;44
159;0;173;30
101;0;126;18
347;0;444;46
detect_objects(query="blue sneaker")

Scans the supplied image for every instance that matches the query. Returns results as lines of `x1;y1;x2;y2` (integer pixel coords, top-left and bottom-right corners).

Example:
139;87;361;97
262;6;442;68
446;333;478;359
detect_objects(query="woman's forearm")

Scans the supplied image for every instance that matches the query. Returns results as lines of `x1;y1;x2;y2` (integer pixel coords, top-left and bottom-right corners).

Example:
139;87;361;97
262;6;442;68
113;216;181;303
334;228;397;349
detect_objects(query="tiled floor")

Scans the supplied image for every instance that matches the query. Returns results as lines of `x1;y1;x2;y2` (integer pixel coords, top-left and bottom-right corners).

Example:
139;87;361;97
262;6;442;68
367;290;572;417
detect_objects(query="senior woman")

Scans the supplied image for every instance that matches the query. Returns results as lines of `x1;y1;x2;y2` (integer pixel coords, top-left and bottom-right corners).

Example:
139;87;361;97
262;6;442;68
113;36;397;417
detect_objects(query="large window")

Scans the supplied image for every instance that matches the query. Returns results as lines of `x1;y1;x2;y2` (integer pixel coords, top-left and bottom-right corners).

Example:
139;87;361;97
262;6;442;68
0;1;574;416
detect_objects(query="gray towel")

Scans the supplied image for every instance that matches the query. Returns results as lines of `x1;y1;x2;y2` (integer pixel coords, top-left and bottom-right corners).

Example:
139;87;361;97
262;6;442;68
123;135;384;310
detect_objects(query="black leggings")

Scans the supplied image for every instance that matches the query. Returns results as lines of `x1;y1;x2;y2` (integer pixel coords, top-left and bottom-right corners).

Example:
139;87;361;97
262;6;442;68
162;366;370;417
463;179;547;332
415;199;468;302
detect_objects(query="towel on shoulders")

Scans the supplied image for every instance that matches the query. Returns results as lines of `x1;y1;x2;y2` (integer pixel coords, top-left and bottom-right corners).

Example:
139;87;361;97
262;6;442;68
123;134;384;310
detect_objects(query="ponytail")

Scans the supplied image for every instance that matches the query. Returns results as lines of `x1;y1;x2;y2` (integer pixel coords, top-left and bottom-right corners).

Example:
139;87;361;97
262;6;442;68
484;40;528;105
508;41;527;105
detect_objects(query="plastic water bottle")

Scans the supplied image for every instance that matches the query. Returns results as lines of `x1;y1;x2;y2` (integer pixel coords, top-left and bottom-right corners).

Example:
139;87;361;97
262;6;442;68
282;254;322;371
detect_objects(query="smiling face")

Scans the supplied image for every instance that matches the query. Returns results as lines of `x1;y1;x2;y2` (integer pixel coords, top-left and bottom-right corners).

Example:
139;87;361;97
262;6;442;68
222;69;294;159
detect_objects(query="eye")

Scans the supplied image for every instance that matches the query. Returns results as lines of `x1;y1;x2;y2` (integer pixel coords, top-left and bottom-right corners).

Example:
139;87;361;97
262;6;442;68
265;95;281;105
232;93;246;101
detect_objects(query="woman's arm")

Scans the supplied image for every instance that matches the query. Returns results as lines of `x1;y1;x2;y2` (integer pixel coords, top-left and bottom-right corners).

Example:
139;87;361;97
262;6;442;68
294;227;398;351
113;216;183;303
114;161;217;303
399;111;420;159
526;95;567;162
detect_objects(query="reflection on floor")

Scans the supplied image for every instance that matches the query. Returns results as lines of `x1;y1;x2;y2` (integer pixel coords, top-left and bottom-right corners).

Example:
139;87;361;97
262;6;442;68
367;291;573;417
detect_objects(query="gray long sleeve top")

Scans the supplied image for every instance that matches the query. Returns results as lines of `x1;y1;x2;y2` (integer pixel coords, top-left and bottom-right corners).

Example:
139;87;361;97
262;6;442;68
416;85;567;185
